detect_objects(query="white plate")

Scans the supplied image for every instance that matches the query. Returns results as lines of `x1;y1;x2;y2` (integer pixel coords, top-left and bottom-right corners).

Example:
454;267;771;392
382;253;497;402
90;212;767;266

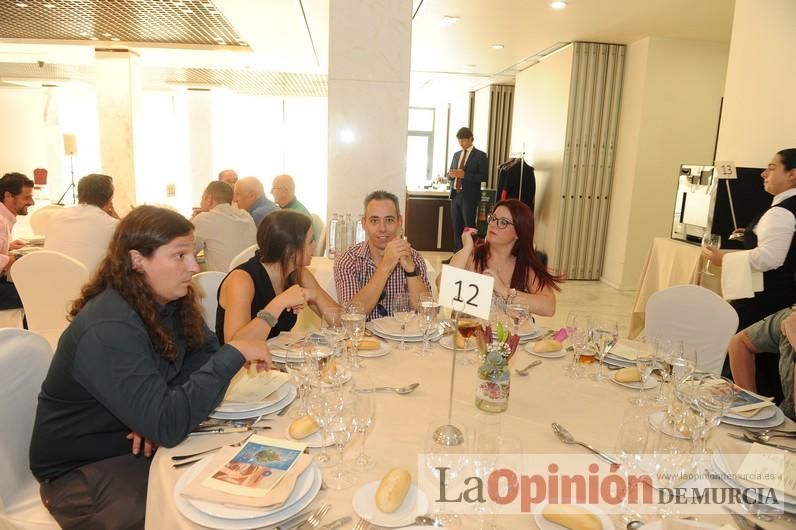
174;456;321;529
531;501;615;530
210;385;297;420
712;452;796;509
372;317;424;338
439;335;476;351
371;328;442;343
283;424;333;448
640;521;722;530
188;460;317;520
723;404;778;421
524;342;567;358
719;405;785;428
352;480;429;528
215;383;291;413
610;374;658;390
603;355;635;367
647;411;691;440
357;340;392;358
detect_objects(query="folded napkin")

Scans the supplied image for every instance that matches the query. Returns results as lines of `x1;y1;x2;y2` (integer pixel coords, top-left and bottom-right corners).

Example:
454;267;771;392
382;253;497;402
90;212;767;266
721;250;764;301
372;317;422;335
608;340;652;361
267;332;307;352
181;449;313;508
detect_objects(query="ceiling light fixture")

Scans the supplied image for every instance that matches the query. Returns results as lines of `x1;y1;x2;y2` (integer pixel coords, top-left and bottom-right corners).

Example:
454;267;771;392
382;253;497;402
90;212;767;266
15;2;28;7
491;44;504;50
44;3;55;7
440;16;460;26
102;33;112;37
551;1;568;9
110;37;120;41
0;77;86;89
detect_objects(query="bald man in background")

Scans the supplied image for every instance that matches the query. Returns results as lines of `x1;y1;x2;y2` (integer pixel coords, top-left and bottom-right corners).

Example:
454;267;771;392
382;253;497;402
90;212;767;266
234;177;277;227
271;174;320;243
218;169;238;186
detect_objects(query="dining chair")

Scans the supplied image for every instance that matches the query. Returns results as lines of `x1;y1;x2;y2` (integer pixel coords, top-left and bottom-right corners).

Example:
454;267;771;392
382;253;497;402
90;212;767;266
191;271;226;329
12;250;89;332
28;204;65;236
645;284;738;375
0;329;59;529
227;244;258;271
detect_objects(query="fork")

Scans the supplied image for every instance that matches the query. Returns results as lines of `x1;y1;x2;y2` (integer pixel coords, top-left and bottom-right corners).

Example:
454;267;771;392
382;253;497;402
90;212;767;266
298;504;330;529
171;437;250;465
353;518;371;530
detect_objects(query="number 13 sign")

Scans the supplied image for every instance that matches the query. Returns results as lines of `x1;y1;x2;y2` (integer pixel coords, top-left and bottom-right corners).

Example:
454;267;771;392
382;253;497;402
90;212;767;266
438;264;494;320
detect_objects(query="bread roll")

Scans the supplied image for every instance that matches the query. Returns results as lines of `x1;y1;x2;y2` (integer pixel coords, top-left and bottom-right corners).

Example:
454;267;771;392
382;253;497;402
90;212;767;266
615;367;641;383
289;415;319;439
534;339;563;353
375;468;411;513
357;338;381;350
542;504;602;530
320;359;338;383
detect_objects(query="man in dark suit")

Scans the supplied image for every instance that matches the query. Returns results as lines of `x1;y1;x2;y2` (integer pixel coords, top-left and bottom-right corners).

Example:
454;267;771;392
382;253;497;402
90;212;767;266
449;127;488;250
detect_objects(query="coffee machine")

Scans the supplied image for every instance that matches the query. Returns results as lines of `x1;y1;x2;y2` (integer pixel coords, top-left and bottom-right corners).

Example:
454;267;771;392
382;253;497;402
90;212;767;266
671;164;718;245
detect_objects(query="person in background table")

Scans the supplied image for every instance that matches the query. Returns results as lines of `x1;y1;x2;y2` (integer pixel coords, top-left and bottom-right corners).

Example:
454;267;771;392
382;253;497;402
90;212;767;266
727;306;796;421
44;173;120;274
217;168;238;186
704;148;796;401
270;173;321;242
234;176;278;227
446;199;562;317
0;172;34;311
192;181;256;272
334;190;431;320
448;126;488;251
29;206;270;530
217;209;338;343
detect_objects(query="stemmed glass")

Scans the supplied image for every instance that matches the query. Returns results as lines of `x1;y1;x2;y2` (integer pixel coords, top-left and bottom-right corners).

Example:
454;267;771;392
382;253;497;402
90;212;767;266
630;350;656;406
614;407;651;526
455;313;480;366
417;295;440;357
565;311;589;377
341;308;366;369
284;347;312;418
651;338;678;403
470;431;522;529
506;302;530;337
391;292;414;351
693;375;737;452
589;317;618;382
701;232;721;276
305;382;344;468
348;378;375;471
322;309;345;357
325;398;355;489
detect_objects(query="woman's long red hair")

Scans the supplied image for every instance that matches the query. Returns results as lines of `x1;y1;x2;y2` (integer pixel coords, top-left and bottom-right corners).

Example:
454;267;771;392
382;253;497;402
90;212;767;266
472;199;563;292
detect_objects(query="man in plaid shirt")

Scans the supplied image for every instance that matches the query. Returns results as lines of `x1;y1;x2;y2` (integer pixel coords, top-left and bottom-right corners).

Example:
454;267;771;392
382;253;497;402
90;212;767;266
334;191;431;320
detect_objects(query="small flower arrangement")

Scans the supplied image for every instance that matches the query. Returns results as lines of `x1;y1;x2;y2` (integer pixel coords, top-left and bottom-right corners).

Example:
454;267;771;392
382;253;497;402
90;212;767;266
474;321;520;379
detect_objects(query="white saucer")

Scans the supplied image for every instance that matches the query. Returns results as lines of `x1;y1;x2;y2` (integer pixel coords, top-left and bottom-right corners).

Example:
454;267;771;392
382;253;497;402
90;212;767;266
215;383;291;413
357;340;392;358
439;335;475;351
524;342;567;358
531;501;615;530
372;318;425;339
211;385;296;420
719;405;785;428
723;404;777;421
371;328;441;343
352;480;429;528
283;424;334;448
610;375;658;390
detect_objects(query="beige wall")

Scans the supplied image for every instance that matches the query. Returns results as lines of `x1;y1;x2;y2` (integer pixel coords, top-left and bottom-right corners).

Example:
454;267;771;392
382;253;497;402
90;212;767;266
602;37;729;290
471;86;491;156
509;46;574;265
715;0;796;166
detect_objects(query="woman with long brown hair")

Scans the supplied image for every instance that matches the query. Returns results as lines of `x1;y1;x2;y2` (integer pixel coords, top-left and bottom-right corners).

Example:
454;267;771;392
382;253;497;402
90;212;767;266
448;199;562;316
29;206;269;529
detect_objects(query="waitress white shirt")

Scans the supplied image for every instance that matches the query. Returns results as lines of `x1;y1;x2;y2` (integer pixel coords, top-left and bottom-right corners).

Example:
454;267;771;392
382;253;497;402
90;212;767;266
749;187;796;272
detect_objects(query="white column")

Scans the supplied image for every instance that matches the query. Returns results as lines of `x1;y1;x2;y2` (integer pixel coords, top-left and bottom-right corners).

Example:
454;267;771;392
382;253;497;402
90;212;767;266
327;0;412;218
94;50;144;214
187;90;214;207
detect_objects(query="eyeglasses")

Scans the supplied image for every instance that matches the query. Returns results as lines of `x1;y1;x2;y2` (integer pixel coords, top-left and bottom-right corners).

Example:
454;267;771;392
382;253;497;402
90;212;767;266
487;214;514;229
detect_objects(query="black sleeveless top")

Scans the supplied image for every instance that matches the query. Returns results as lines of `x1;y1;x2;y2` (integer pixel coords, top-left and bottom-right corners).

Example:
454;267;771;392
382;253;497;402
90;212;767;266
215;256;298;344
731;195;796;329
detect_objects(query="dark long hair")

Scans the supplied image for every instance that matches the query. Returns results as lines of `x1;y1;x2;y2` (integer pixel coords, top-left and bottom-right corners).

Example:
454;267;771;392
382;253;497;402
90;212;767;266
777;148;796;171
256;210;312;291
473;199;563;292
70;206;205;361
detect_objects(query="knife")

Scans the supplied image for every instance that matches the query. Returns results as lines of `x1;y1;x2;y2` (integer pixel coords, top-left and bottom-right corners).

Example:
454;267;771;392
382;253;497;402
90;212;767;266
723;506;766;530
322;516;352;530
727;432;796;452
189;426;271;436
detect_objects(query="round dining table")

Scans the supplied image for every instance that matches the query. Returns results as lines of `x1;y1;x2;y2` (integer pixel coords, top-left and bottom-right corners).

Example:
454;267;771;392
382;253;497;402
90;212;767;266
145;324;795;530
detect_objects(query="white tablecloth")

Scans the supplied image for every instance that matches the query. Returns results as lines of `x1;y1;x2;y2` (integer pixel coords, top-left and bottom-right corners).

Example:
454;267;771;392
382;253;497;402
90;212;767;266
145;335;794;529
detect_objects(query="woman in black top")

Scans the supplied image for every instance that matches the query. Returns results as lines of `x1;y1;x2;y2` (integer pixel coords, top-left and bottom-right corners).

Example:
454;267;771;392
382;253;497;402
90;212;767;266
216;210;338;343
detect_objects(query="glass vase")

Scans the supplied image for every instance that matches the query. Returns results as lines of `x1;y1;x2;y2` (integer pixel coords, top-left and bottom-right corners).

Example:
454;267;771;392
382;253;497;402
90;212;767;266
475;352;510;413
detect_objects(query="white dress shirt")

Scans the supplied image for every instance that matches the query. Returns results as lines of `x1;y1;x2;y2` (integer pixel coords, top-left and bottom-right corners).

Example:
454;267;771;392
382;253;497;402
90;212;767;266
44;204;118;274
0;203;16;274
193;203;257;272
749;187;796;272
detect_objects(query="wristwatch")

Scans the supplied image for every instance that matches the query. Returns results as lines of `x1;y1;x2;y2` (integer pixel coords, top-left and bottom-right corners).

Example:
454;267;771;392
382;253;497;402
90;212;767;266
405;268;418;277
256;309;278;327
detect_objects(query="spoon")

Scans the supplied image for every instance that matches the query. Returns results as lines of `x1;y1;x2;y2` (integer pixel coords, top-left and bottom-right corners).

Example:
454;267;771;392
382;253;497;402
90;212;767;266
413;515;444;526
354;382;420;395
551;423;620;466
626;521;645;530
515;360;543;376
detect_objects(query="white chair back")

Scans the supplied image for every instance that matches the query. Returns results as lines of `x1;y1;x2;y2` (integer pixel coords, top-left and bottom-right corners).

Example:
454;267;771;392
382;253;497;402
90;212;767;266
29;205;64;236
645;284;738;375
12;250;89;331
311;213;326;257
228;244;258;272
0;329;56;520
192;271;226;329
325;273;339;303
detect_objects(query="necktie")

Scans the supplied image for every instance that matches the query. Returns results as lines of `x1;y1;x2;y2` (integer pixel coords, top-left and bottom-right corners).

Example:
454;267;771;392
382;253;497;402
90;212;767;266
455;149;467;190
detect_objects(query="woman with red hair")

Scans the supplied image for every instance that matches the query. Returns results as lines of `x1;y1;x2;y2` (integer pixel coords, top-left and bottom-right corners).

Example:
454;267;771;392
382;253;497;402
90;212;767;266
448;199;562;316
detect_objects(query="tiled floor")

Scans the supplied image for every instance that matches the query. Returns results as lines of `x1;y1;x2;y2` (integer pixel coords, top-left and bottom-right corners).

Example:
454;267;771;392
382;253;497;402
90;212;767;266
422;251;636;336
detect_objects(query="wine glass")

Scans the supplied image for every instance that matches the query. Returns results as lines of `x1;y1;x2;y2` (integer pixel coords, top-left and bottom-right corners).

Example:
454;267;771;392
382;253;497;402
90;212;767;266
325;398;355;489
589;317;618;382
341;311;366;369
701;233;721;276
424;417;469;527
470;431;522;529
322;309;345;356
348;378;375;471
693;375;737;452
565;311;589;377
455;314;480;366
630;350;656;406
614;407;651;526
305;382;344;468
284;347;311;418
391;292;414;351
417;295;440;357
505;303;530;337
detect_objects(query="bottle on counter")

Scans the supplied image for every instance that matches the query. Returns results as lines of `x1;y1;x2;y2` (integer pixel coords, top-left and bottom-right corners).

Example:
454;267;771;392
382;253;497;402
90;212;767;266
327;214;339;259
346;213;356;251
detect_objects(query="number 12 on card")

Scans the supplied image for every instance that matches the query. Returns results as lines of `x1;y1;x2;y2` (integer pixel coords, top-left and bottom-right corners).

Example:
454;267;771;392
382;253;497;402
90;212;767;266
438;265;494;321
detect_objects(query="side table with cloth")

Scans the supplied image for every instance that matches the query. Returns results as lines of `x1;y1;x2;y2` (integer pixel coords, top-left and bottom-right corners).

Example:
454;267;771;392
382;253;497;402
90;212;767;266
145;334;795;529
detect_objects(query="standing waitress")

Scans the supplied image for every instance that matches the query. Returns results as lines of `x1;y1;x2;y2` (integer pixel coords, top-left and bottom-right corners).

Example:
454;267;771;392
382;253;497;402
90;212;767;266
704;148;796;400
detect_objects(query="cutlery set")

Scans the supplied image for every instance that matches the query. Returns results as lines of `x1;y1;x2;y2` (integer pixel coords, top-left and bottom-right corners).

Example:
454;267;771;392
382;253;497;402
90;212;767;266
727;432;796;452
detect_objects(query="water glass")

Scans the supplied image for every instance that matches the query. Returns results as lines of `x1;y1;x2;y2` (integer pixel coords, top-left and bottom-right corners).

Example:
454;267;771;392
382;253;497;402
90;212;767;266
565;311;590;377
392;292;414;351
321;309;345;356
506;303;530;337
589;317;618;382
284;348;311;418
348;378;375;471
417;295;440;357
701;233;721;276
325;398;355;489
630;351;656;406
341;311;366;369
305;383;344;468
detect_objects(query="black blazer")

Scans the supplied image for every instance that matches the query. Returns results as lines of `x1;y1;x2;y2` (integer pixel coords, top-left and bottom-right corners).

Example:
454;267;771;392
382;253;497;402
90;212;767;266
449;147;488;200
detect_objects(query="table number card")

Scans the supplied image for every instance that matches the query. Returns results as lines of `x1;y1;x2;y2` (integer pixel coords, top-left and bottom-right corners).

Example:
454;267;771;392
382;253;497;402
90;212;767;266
437;264;494;321
736;442;794;498
715;160;738;180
